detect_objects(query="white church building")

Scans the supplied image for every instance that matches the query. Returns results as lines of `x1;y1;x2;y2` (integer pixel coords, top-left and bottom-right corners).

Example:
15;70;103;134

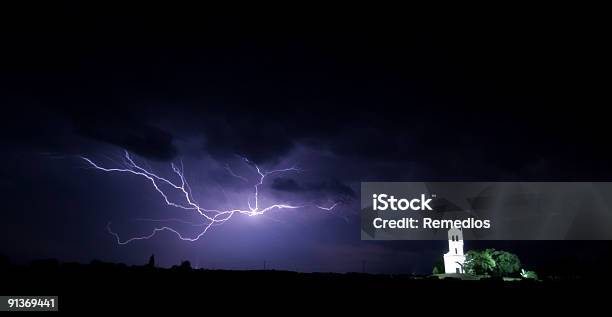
443;228;465;274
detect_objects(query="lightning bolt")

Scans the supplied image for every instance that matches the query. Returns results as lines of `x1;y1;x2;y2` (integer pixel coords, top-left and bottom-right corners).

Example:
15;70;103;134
80;151;339;244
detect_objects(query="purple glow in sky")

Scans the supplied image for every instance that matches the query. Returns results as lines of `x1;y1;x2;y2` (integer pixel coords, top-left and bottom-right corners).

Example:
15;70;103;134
81;150;343;244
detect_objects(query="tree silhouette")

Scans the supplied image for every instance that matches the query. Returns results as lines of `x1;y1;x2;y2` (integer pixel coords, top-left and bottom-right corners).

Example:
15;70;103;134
148;254;155;268
432;257;444;274
180;260;192;270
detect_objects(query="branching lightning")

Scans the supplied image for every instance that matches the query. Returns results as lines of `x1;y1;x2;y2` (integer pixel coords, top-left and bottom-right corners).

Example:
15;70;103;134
81;151;339;244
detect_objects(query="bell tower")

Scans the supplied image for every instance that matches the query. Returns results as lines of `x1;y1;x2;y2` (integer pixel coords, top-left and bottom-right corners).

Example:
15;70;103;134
443;228;465;274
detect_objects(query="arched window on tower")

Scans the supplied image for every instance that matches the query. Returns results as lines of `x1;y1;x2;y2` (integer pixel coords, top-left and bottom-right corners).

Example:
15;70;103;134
455;248;457;254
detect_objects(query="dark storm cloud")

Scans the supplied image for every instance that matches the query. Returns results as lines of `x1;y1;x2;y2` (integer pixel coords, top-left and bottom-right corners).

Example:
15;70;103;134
315;179;357;199
1;9;608;177
0;102;178;161
70;112;178;161
195;112;296;164
271;177;304;192
0;13;604;194
272;177;356;200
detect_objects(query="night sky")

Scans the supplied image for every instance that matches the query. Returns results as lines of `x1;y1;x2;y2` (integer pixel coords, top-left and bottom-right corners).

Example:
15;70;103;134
1;5;610;273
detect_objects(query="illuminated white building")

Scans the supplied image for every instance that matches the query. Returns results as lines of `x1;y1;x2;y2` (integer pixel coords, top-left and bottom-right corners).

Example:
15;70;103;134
443;228;465;274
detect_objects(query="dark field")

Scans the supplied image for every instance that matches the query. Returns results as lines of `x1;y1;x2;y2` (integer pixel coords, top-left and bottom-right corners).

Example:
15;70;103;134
0;258;605;312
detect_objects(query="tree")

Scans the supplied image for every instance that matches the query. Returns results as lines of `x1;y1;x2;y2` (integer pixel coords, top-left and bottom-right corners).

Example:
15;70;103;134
464;249;496;276
180;260;192;270
491;250;521;277
432;257;444;274
147;254;155;268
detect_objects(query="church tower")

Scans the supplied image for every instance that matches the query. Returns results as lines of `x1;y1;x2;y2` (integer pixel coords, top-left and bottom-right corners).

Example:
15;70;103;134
443;228;465;274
